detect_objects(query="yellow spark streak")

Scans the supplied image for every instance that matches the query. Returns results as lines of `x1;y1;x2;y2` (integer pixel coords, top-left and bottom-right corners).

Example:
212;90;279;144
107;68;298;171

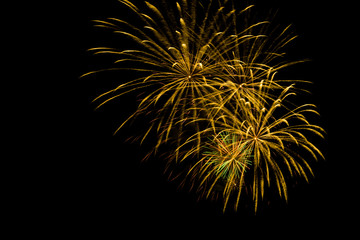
83;0;325;213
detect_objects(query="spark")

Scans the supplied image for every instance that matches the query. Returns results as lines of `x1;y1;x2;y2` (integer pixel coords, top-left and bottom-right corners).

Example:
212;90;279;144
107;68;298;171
83;0;325;213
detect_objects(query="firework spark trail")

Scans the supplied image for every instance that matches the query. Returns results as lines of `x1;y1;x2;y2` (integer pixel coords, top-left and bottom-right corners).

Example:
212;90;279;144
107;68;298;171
83;0;257;151
83;0;325;213
82;0;286;145
193;131;253;211
178;78;325;212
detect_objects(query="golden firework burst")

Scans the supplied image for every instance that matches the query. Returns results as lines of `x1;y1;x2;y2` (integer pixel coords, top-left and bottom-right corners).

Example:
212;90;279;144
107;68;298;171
83;0;325;213
177;79;325;212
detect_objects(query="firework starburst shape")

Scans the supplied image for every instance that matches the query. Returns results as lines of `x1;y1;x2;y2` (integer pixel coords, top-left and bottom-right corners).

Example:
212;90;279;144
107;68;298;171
83;0;325;213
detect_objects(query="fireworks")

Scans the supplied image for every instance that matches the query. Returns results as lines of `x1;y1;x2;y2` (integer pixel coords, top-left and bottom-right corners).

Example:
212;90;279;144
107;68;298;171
180;82;325;211
83;0;325;213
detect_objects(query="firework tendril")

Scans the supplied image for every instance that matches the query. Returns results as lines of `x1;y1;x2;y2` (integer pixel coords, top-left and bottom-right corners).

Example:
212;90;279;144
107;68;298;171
83;0;325;212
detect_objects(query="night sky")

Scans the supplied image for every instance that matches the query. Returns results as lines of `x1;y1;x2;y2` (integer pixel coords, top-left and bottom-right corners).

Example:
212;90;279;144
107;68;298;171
47;0;355;237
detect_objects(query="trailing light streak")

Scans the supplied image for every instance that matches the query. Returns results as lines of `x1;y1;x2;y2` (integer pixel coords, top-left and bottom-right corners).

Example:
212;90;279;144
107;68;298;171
83;0;325;213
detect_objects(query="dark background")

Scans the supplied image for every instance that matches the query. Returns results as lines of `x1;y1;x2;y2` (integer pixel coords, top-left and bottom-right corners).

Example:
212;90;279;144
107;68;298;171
28;0;355;237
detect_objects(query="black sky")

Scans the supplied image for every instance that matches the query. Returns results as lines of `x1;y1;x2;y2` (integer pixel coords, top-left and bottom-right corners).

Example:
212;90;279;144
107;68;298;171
54;0;355;236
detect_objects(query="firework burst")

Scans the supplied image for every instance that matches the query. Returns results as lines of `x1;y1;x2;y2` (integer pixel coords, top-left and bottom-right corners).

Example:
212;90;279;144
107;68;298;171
190;131;253;211
83;0;325;213
179;80;325;212
82;0;282;150
85;2;222;131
